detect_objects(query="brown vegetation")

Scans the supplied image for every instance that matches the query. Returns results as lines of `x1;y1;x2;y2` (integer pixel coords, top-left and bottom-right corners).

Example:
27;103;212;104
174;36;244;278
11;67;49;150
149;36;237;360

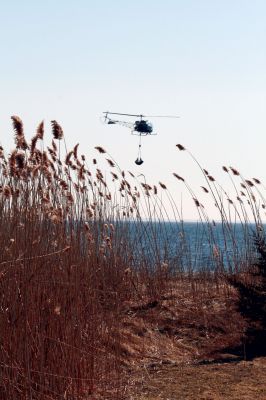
0;118;265;399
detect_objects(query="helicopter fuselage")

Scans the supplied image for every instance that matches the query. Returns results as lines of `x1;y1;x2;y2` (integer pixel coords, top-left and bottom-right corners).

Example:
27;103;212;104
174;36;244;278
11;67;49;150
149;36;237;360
134;120;153;135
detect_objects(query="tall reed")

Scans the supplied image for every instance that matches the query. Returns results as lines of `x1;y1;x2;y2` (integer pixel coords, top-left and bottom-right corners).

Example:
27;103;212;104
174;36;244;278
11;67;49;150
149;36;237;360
0;118;265;398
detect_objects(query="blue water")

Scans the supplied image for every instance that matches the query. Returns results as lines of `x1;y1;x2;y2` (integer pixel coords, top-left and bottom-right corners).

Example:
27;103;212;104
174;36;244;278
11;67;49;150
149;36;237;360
117;221;263;272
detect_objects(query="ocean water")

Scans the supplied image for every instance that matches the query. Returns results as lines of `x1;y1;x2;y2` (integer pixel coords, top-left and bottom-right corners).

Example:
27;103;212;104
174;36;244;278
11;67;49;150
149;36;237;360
119;221;263;272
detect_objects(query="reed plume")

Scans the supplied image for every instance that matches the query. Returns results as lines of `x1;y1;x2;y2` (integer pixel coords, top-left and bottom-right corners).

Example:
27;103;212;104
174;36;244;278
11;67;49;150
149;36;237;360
11;115;24;137
36;120;44;139
95;146;106;154
51;120;64;140
159;182;167;189
230;167;240;176
176;143;185;151
11;115;28;149
106;158;115;167
173;172;185;182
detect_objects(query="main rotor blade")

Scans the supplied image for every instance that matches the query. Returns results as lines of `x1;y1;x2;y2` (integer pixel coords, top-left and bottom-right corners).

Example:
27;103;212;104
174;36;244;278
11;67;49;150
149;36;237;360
103;112;180;118
144;115;180;118
103;112;142;117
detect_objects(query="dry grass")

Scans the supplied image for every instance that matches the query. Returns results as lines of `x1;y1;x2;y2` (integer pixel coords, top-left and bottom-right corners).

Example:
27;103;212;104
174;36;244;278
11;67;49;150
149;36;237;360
134;358;266;400
119;278;240;364
0;118;265;399
123;278;265;399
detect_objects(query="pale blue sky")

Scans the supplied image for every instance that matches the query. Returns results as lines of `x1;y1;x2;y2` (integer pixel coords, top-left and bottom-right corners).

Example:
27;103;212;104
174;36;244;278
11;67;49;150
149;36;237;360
0;1;265;219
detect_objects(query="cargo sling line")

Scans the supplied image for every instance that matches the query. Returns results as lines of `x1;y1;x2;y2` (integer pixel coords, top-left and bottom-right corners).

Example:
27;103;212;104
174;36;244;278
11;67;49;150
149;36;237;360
135;135;144;165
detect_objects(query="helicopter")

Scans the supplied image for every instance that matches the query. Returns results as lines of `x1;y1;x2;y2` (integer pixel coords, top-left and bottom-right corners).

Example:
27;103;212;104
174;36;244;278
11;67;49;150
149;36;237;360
102;112;179;165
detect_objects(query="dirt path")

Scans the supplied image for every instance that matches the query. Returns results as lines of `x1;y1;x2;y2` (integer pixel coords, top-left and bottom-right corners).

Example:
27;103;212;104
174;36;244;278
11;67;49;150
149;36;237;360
135;357;266;400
